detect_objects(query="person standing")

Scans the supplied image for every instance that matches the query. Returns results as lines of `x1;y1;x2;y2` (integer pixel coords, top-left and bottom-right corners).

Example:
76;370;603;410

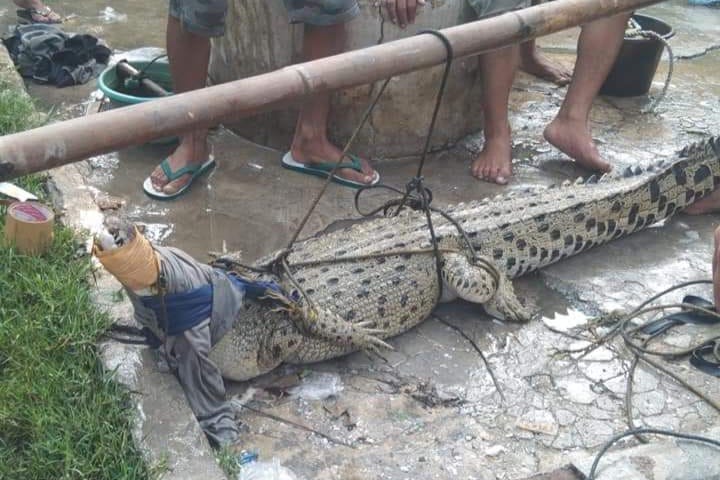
145;0;423;199
467;0;630;184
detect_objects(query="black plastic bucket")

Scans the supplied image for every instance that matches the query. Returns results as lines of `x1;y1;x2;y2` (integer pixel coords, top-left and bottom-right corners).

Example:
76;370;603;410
600;14;674;97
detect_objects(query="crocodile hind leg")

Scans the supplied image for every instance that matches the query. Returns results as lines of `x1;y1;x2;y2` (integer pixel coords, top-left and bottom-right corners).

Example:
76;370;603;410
441;253;532;322
484;273;532;322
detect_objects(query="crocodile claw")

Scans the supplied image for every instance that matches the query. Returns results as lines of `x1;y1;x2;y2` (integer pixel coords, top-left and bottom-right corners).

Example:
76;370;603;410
363;335;394;353
350;322;393;351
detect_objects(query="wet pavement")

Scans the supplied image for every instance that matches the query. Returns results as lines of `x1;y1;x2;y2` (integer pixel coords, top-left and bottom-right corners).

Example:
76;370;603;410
5;1;720;479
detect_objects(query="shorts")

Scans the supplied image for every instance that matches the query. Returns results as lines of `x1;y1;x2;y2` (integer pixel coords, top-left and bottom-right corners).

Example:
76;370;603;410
282;0;360;26
467;0;530;19
169;0;228;37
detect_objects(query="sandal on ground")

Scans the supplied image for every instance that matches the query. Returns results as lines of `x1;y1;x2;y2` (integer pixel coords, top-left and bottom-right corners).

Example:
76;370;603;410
142;156;216;200
17;6;62;24
281;151;380;189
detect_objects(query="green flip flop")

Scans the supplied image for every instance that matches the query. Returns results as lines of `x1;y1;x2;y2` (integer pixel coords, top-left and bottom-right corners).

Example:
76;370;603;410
142;156;216;200
281;152;380;189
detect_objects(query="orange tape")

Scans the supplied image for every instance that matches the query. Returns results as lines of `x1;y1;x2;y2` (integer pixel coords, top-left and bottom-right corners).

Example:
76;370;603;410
94;227;159;290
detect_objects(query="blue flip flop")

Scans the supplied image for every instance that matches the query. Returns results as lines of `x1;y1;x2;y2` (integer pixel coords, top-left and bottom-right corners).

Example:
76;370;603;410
142;156;216;200
281;152;380;189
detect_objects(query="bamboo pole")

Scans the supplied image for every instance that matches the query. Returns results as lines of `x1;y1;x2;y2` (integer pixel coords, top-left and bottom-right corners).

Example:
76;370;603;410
0;0;664;181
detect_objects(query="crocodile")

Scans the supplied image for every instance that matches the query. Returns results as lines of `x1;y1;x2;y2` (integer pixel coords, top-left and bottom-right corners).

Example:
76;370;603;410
204;137;720;380
133;138;720;381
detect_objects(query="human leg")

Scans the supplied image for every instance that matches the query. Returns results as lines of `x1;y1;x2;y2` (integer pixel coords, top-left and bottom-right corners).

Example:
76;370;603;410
684;189;720;215
466;0;528;184
518;0;571;86
284;0;378;186
471;46;519;184
519;39;572;86
543;13;630;172
146;0;227;197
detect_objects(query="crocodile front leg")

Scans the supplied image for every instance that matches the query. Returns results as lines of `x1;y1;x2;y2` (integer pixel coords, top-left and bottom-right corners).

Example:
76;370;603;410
441;253;532;322
298;305;393;353
269;291;393;353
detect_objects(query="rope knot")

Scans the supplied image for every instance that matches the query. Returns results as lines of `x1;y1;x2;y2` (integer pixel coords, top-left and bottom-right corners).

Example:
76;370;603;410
403;176;434;211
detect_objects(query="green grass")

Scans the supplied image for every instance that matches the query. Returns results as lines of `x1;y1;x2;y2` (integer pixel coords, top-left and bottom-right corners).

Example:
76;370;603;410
0;79;43;134
0;218;152;479
216;445;241;478
0;78;151;478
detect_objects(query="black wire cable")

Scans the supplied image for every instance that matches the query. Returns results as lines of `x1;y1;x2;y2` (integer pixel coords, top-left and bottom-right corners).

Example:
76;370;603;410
134;53;168;80
588;428;720;479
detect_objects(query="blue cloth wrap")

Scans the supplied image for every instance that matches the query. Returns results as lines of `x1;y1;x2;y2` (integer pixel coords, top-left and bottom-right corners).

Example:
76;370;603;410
140;285;214;336
140;273;282;336
227;274;282;299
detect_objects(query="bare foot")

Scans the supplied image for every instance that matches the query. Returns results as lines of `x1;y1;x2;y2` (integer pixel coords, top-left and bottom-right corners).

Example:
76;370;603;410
291;137;377;185
684;188;720;215
471;136;512;185
149;133;210;195
520;50;572;87
543;117;611;173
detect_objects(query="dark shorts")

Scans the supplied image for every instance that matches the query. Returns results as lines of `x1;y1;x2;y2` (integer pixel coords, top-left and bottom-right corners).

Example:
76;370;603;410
282;0;360;26
467;0;530;18
169;0;228;37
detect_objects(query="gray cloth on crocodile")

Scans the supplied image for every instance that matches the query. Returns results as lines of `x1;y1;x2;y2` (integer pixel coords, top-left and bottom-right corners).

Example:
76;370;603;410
127;245;245;446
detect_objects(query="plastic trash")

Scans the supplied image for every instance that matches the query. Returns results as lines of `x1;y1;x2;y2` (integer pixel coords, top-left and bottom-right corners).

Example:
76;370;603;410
237;451;258;465
99;6;128;23
288;371;343;401
238;458;298;480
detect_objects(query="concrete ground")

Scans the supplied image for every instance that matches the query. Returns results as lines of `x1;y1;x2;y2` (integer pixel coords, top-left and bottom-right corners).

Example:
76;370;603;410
3;1;719;479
